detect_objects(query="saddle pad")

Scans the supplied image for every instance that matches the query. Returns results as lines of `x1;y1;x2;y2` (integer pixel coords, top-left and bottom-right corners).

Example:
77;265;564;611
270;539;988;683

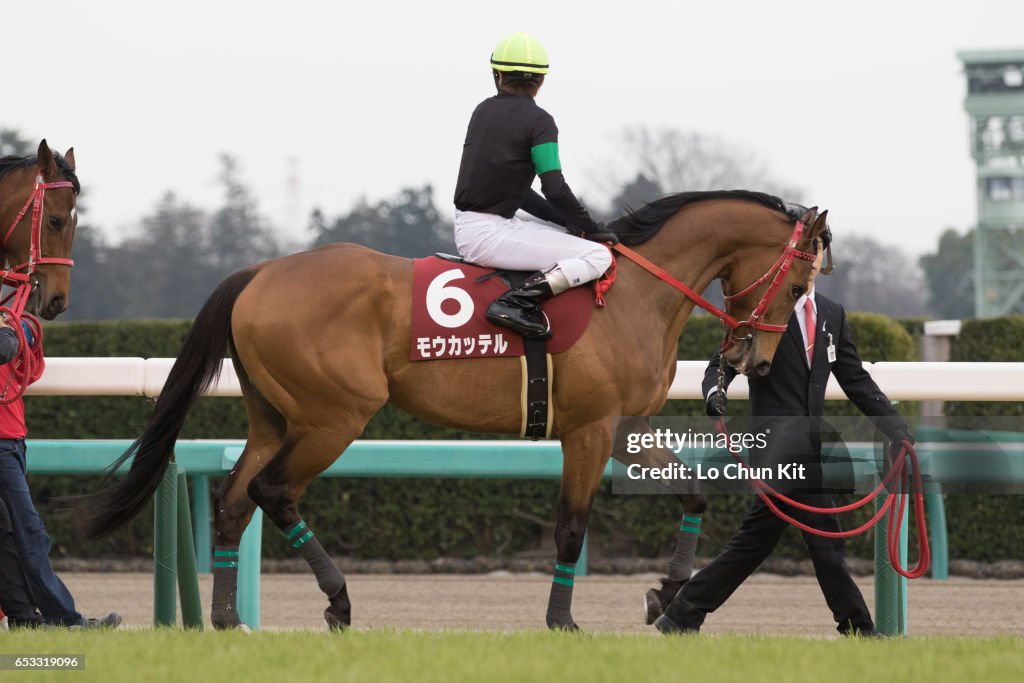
411;256;593;361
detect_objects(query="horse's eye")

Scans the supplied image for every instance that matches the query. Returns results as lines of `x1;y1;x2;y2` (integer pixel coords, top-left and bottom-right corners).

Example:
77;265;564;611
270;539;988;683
48;215;63;230
791;285;805;299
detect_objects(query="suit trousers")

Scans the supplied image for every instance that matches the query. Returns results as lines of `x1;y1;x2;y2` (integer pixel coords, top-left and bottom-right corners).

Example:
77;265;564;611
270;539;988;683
678;493;873;634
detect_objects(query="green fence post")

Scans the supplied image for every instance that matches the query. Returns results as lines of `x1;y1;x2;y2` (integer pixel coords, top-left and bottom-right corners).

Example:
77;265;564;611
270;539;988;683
191;475;212;574
874;494;908;636
153;463;179;627
176;472;204;630
237;508;263;631
925;490;949;580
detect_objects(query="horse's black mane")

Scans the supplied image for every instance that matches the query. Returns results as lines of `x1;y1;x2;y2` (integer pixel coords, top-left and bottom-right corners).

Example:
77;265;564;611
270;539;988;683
608;189;801;246
0;152;80;194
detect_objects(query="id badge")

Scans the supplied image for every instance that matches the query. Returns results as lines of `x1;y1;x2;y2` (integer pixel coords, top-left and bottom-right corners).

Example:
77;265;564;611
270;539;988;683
826;333;837;364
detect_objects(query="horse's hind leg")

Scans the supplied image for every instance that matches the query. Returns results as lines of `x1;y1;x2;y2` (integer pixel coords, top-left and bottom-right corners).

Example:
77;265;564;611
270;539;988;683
547;422;614;631
247;426;365;631
210;388;286;630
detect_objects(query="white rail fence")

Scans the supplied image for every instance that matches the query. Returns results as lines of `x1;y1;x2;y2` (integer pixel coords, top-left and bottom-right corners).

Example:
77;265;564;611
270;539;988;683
27;358;1024;401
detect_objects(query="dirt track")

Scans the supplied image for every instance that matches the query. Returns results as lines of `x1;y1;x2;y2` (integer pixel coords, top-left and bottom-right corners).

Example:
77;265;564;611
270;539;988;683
61;572;1024;636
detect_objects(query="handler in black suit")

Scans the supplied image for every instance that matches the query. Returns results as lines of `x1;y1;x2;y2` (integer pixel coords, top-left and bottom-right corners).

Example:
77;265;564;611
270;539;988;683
655;231;912;636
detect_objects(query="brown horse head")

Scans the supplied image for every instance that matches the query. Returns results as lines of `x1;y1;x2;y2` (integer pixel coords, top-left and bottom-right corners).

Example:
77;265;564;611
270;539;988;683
719;205;829;375
0;140;79;319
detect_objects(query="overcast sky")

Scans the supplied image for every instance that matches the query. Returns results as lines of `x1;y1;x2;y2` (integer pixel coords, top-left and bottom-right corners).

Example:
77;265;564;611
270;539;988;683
3;0;1022;256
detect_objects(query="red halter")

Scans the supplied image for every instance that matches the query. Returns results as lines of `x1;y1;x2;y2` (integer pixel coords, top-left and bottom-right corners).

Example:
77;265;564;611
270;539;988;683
612;220;817;349
0;173;77;403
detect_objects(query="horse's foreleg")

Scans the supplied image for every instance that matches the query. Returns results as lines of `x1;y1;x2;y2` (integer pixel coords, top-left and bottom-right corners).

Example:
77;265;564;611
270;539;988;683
547;423;613;631
642;491;707;624
247;428;361;631
610;417;707;623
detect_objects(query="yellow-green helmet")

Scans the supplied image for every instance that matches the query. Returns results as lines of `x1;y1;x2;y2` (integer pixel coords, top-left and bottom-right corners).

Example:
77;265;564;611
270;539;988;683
490;32;549;74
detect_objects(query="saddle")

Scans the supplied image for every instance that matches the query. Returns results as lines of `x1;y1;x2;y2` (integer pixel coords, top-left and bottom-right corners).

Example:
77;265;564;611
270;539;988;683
410;254;597;439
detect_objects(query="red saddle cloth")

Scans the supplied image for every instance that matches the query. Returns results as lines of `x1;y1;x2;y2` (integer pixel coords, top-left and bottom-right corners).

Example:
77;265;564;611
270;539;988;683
410;256;594;361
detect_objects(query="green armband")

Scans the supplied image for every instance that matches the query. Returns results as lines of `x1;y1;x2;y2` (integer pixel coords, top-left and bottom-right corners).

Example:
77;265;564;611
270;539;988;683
531;142;561;174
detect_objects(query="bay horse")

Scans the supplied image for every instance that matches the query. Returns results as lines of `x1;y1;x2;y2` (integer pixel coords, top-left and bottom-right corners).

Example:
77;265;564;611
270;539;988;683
77;190;827;631
0;139;79;320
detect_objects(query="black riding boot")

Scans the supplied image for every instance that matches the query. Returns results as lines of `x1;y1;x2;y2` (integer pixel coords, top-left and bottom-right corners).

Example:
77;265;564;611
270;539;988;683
486;270;562;340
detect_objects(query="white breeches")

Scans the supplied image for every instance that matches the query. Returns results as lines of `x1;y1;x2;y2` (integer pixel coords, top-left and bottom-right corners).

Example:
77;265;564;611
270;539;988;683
453;210;612;288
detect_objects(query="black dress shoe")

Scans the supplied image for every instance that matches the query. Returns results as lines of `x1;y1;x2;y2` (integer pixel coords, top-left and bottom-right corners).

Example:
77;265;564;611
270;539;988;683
654;613;700;635
7;616;45;630
843;627;888;638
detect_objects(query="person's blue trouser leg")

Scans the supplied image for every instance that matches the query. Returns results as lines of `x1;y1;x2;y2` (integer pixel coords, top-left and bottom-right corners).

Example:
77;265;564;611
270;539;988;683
0;439;83;626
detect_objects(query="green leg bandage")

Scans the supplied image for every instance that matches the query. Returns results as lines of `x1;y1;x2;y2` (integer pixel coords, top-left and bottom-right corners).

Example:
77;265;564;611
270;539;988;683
668;514;702;581
284;520;346;598
211;546;242;627
546;562;576;626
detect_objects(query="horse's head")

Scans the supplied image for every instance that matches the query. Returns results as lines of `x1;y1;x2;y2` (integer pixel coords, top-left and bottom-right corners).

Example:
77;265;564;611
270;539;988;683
719;206;829;376
0;140;79;320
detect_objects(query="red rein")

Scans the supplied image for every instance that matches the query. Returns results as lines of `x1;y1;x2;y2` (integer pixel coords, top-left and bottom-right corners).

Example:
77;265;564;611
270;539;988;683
0;175;75;403
714;418;930;579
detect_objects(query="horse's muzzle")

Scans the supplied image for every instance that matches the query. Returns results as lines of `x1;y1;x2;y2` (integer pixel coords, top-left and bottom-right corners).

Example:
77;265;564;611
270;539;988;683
42;294;67;320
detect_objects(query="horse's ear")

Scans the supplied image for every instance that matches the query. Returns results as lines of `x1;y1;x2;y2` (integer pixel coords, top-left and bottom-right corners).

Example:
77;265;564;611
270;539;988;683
37;139;58;178
798;205;818;228
64;147;76;172
810;209;829;241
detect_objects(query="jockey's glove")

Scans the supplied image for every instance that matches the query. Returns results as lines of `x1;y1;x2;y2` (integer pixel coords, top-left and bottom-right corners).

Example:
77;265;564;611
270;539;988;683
584;222;620;245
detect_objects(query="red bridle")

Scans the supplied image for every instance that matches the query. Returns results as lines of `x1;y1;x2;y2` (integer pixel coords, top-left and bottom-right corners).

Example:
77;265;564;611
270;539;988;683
0;173;77;403
3;174;76;282
612;220;817;349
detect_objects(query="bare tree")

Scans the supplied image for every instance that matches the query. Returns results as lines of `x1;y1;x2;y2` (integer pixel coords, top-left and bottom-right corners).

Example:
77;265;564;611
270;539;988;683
594;125;805;216
814;235;929;317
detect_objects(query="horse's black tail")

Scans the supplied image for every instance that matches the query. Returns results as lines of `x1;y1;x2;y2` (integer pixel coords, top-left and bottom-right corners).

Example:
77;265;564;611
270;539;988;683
72;268;259;541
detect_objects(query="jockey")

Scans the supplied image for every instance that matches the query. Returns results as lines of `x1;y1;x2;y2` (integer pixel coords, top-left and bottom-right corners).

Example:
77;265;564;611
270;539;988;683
454;32;617;339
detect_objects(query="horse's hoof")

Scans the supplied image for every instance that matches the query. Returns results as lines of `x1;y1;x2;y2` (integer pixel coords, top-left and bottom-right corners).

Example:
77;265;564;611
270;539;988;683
324;589;351;632
324;610;350;632
645;588;665;625
547;620;580;632
212;619;250;632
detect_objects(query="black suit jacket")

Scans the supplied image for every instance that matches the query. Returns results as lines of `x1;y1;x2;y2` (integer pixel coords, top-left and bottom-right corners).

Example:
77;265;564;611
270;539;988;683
702;292;907;439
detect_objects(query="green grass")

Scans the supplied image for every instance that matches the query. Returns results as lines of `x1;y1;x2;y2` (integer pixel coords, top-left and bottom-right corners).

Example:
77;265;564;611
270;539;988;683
0;629;1021;682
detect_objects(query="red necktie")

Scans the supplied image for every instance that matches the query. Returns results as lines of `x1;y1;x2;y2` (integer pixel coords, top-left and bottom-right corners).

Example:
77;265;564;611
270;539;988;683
804;297;816;367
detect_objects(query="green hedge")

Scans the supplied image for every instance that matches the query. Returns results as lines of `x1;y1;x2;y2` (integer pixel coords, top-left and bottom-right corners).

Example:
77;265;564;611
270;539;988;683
22;315;1021;563
948;316;1024;419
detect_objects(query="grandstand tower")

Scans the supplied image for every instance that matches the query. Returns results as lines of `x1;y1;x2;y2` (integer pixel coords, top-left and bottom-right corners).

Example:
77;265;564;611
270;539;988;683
960;50;1024;317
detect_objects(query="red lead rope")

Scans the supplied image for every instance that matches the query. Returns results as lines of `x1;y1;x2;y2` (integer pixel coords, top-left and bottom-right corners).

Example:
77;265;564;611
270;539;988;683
0;287;45;405
714;418;930;579
0;175;69;403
